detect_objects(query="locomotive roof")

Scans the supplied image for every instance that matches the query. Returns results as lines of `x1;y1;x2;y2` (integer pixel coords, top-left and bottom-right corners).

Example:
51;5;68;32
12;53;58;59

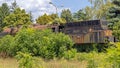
65;20;108;27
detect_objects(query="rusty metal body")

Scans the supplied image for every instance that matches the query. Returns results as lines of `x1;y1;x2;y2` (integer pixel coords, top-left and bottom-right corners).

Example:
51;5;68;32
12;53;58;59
0;20;114;44
62;20;114;44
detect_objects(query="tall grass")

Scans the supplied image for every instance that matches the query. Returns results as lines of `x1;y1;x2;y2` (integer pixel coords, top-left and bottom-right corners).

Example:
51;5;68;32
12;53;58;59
0;58;87;68
0;58;18;68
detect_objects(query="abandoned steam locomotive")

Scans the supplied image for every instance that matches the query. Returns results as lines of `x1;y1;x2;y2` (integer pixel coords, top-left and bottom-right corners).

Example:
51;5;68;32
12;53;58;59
0;20;114;44
61;20;114;44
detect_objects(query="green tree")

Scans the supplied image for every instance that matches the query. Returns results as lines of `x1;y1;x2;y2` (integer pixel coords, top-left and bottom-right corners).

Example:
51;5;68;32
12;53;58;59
49;14;66;24
73;9;87;21
36;13;53;25
49;13;59;20
112;21;120;41
107;0;120;29
88;0;112;19
53;18;66;24
106;0;120;41
0;3;10;31
61;9;73;23
4;8;31;27
29;11;33;22
84;6;93;20
112;20;120;41
11;0;18;12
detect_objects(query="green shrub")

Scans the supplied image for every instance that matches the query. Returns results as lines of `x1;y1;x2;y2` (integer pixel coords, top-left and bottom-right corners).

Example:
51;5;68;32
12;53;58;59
10;28;75;59
16;52;41;68
63;49;77;60
11;28;40;56
0;35;14;57
0;28;76;59
74;43;107;52
107;42;120;68
76;52;111;68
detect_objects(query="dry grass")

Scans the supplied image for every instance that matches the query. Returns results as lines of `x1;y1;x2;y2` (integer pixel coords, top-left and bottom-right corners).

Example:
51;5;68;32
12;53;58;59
0;58;18;68
0;58;87;68
42;60;87;68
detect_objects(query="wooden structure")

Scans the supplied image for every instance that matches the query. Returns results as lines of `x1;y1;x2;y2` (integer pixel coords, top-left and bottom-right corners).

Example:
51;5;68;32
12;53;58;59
62;20;114;44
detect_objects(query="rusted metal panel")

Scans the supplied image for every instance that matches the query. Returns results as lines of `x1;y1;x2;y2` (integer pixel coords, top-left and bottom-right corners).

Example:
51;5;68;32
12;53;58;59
69;31;107;43
99;31;105;43
0;20;114;44
63;19;113;44
84;34;90;43
104;30;112;36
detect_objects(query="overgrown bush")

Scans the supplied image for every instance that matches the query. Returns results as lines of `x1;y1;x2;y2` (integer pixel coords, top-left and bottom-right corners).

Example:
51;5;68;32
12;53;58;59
64;49;77;60
11;28;40;56
0;35;14;57
16;52;41;68
107;42;120;68
76;52;112;68
74;43;109;52
0;28;75;59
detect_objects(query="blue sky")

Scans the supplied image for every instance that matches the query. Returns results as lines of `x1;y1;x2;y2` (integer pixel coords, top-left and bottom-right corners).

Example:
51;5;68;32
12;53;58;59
0;0;91;20
52;0;91;13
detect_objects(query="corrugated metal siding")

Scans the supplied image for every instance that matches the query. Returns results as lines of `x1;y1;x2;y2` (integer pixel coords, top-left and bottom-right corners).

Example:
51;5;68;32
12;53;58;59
63;20;113;44
99;31;105;43
69;30;113;44
84;34;90;43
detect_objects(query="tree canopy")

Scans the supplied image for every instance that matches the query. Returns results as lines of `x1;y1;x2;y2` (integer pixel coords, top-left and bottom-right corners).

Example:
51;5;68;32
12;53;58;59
106;0;120;41
88;0;113;19
61;9;73;23
11;0;18;12
36;14;53;25
107;0;120;28
4;8;31;27
73;10;87;22
36;13;66;25
0;3;10;31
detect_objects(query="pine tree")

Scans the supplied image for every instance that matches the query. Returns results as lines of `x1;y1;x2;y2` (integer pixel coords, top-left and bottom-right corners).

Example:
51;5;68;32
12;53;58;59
107;0;120;29
107;0;120;41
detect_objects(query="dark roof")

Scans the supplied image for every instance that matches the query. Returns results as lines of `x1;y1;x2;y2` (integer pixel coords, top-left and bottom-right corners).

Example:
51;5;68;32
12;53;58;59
65;20;108;27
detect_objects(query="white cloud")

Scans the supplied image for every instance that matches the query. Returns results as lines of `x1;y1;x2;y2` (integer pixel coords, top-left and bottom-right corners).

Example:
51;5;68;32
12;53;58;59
0;0;66;21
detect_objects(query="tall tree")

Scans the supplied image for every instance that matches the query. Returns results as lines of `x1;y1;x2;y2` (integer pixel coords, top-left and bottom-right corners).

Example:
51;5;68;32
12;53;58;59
84;6;93;20
36;14;53;25
107;0;120;27
0;3;10;31
88;0;113;19
29;11;33;22
49;14;66;24
53;18;66;24
4;8;31;27
73;9;87;21
49;14;59;20
11;0;18;12
112;21;120;41
107;0;120;41
61;9;73;23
